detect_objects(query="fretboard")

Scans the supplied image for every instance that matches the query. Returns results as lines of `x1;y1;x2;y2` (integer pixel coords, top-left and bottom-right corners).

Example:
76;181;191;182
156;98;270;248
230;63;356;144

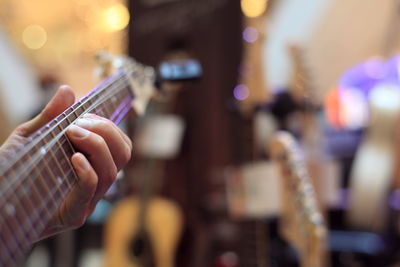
0;71;134;266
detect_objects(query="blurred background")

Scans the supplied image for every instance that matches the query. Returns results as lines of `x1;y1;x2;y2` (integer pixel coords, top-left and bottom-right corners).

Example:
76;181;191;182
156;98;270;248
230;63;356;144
3;0;400;266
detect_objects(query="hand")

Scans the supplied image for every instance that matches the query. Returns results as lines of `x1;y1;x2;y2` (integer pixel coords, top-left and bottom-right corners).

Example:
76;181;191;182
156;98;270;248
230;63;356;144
1;85;132;240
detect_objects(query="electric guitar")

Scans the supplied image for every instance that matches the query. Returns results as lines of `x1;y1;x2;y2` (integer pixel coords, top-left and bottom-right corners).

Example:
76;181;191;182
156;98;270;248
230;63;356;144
270;131;329;267
0;54;156;266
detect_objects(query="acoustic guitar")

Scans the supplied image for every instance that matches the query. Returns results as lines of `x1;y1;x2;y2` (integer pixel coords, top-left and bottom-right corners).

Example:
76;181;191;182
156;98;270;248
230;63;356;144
270;131;329;267
104;119;184;267
0;54;156;266
104;55;197;267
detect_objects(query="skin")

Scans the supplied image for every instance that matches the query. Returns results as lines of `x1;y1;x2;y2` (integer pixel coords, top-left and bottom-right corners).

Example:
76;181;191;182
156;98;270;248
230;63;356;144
0;85;132;241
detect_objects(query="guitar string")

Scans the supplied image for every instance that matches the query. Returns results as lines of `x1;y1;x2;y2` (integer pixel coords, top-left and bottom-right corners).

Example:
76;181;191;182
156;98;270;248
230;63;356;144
0;91;133;263
0;70;128;178
0;75;131;210
0;74;132;239
0;72;131;199
0;87;133;264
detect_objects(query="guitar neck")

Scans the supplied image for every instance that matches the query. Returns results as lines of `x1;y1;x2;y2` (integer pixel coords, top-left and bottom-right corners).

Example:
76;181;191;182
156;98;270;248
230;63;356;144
0;71;134;266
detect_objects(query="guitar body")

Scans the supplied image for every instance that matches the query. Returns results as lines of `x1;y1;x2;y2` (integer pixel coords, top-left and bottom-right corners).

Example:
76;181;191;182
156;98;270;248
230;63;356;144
104;196;183;267
347;85;400;231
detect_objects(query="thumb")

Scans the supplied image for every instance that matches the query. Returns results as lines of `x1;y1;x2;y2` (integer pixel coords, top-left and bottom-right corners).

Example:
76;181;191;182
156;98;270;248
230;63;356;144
15;85;76;137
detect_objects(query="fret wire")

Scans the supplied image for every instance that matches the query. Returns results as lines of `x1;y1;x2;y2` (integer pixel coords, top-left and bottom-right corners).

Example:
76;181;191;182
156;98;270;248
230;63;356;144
0;137;74;224
102;102;113;118
3;169;74;265
50;122;74;189
0;235;15;266
33;140;68;203
4;173;44;240
0;214;25;263
0;72;134;265
1;105;133;266
0;76;133;222
39;135;73;190
0;81;131;209
0;71;130;177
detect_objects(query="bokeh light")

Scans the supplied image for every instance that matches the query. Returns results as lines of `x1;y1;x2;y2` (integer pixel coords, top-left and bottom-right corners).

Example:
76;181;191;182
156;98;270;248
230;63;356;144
233;84;250;101
243;27;258;43
103;4;130;32
22;25;47;50
241;0;268;18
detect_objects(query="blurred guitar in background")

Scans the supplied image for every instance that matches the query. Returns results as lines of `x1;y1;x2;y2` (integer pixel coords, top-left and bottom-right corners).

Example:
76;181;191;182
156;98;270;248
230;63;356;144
104;56;202;267
270;131;329;267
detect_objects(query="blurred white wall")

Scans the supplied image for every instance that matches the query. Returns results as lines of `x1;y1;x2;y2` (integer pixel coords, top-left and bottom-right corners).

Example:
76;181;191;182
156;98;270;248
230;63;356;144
308;0;395;100
265;0;396;101
0;27;40;125
264;0;331;91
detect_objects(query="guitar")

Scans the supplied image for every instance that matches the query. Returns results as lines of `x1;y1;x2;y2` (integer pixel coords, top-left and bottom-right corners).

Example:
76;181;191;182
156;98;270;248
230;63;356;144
347;84;400;231
104;55;199;267
0;54;156;266
104;116;184;267
270;131;329;267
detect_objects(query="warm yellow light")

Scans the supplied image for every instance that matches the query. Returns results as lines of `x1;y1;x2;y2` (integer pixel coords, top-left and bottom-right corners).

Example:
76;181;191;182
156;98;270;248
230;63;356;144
22;25;47;50
241;0;268;18
103;4;130;32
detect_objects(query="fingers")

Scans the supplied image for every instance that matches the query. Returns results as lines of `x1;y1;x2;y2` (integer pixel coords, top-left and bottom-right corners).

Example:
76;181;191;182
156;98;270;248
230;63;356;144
66;121;131;209
15;85;75;137
60;153;98;227
74;114;132;170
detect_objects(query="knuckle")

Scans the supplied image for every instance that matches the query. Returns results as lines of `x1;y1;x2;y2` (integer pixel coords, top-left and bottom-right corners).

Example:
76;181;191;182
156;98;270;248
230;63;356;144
92;134;106;148
123;145;132;163
98;119;113;130
107;164;118;184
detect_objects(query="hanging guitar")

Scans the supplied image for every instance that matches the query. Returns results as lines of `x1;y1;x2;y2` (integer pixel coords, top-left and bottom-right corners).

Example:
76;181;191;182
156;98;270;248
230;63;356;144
0;52;163;267
104;55;201;267
270;131;329;267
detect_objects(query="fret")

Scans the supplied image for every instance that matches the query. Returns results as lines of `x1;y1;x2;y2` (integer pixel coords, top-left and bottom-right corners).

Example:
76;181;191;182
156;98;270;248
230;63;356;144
59;114;70;131
0;230;20;266
0;235;15;266
81;99;91;112
34;140;67;199
77;102;85;116
49;131;73;188
0;211;27;263
68;110;78;121
86;95;94;108
109;95;119;113
95;106;105;117
41;134;72;190
103;103;112;118
0;65;152;266
50;118;62;136
7;180;42;240
21;154;57;217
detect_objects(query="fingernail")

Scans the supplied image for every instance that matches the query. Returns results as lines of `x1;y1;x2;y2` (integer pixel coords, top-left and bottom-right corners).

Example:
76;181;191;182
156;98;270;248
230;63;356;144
77;154;90;171
68;125;90;138
75;118;94;129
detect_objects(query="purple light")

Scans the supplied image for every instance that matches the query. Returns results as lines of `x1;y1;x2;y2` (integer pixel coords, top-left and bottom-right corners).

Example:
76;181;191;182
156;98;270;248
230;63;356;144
389;189;400;210
364;59;385;79
233;84;249;101
243;27;258;43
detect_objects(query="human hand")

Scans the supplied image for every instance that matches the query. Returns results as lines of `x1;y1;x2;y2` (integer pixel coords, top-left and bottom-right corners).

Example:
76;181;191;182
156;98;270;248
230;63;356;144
1;85;132;240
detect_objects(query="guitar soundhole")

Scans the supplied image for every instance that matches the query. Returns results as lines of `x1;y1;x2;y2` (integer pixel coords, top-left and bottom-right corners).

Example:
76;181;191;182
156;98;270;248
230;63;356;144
132;236;145;257
129;231;154;267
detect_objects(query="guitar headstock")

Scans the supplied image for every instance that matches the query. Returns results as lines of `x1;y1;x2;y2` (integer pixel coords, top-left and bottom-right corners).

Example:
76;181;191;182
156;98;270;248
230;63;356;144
96;51;157;116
